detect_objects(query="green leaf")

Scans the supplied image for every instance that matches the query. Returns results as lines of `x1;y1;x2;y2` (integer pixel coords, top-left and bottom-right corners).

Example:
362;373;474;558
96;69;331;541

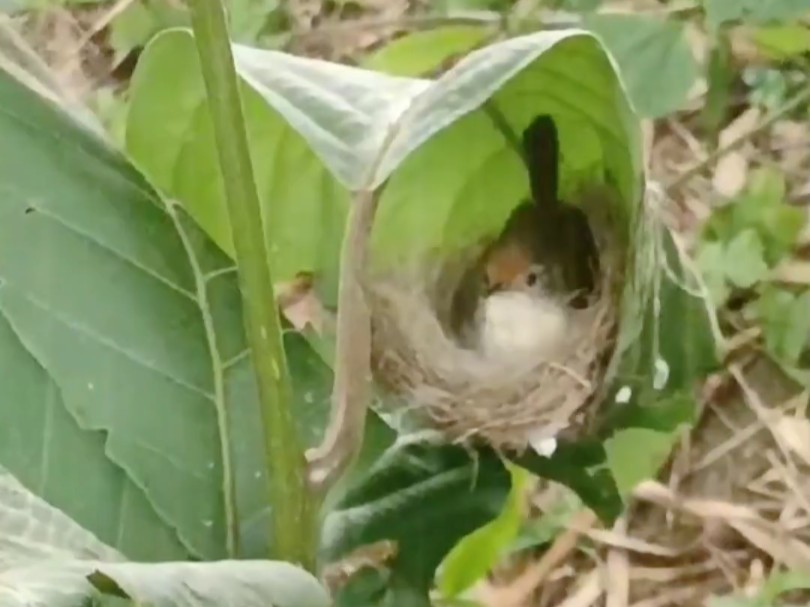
584;14;699;118
131;28;641;272
109;0;189;66
756;288;810;365
90;87;130;145
0;62;372;561
753;24;810;58
0;467;330;607
0;465;123;568
747;164;787;203
724;229;769;288
109;1;158;65
696;240;732;306
88;561;329;606
604;427;679;497
323;442;511;605
363;26;492;78
438;465;528;598
599;225;718;488
510;492;582;553
0;65;236;559
509;442;621;523
0;315;187;560
127;31;349;294
704;0;810;29
744;67;791;110
705;167;803;265
226;0;281;44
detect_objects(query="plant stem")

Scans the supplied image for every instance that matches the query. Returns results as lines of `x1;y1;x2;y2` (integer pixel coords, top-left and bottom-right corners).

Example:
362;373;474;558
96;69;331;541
307;189;380;493
187;0;315;568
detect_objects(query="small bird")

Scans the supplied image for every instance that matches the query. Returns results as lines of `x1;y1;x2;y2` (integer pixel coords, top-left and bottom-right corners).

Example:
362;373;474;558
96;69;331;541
476;114;596;358
449;114;597;358
479;240;569;360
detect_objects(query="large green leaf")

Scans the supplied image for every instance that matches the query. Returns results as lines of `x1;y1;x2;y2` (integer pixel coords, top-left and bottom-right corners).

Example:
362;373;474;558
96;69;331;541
437;464;528;598
126;30;350;299
0;63;362;560
584;14;700;118
322;441;511;605
89;560;329;607
0;313;187;561
129;28;641;276
0;467;329;607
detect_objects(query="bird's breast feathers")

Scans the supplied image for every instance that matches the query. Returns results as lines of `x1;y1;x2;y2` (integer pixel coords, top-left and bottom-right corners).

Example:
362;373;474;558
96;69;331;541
480;290;568;360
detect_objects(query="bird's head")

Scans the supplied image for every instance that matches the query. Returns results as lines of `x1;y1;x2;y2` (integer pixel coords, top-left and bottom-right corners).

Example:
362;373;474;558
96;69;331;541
483;241;549;298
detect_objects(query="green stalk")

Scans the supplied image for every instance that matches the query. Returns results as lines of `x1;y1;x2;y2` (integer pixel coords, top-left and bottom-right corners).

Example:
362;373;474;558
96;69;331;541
187;0;316;568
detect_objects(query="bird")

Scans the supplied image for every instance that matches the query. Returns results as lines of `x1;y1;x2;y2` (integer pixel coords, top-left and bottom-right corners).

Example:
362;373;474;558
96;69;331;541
452;114;598;359
487;114;599;301
478;240;569;360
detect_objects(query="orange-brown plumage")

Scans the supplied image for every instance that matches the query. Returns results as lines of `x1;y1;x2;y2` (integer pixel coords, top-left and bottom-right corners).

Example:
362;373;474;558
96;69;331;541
484;240;533;292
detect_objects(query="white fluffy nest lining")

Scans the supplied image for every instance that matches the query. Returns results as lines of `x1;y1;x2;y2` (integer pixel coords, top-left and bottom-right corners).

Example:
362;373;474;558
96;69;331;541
367;194;624;452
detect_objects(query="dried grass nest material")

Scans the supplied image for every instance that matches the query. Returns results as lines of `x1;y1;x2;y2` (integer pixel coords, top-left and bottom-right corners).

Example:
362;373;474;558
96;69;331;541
367;194;624;451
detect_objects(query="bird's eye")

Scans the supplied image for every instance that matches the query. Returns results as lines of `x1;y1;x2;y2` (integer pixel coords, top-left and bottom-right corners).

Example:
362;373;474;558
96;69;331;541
525;271;538;287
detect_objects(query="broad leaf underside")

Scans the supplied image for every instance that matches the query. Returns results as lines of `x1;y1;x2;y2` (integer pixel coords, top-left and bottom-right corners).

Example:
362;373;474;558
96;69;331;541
0;67;338;561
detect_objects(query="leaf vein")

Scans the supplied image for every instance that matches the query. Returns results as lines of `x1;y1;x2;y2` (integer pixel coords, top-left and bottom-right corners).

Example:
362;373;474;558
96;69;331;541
0;284;214;400
165;200;238;557
32;207;196;302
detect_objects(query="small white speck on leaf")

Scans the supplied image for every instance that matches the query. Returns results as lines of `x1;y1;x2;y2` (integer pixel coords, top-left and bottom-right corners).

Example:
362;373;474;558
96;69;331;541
207;461;214;470
527;425;562;458
87;382;94;391
615;386;633;403
531;437;557;458
254;470;262;479
654;358;670;390
309;467;328;486
203;520;213;528
304;391;314;404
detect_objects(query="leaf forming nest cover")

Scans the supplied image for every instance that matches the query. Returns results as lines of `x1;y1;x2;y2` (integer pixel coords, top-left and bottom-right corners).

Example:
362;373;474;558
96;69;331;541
366;187;626;453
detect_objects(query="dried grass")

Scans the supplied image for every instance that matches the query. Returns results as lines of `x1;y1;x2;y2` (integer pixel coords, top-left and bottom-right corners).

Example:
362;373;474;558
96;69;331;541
472;359;810;607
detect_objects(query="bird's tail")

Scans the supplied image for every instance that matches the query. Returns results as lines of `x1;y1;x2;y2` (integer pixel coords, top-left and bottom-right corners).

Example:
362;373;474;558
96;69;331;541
521;114;559;206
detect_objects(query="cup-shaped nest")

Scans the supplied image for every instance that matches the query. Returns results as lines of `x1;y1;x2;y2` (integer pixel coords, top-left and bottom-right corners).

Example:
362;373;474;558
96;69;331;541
367;188;625;452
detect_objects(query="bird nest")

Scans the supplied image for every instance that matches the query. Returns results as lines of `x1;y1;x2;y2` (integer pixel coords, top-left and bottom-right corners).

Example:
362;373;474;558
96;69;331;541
366;188;625;452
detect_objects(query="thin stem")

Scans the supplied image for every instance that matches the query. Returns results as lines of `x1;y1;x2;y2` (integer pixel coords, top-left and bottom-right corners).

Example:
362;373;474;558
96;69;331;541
187;0;315;568
306;189;380;493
